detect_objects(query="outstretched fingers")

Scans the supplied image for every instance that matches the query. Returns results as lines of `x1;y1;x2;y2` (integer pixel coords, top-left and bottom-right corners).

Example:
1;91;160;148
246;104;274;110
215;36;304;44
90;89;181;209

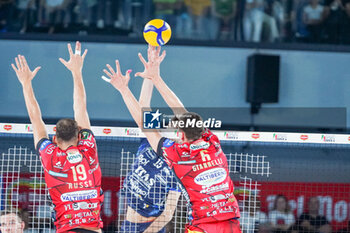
11;63;18;73
82;49;88;60
15;57;20;70
67;43;73;57
32;66;41;76
138;53;147;67
59;58;68;67
159;50;166;62
115;60;121;75
106;64;116;76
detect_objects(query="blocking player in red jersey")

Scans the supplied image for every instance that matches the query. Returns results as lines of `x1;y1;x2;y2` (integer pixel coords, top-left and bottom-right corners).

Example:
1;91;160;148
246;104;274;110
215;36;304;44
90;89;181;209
11;42;103;233
102;45;242;233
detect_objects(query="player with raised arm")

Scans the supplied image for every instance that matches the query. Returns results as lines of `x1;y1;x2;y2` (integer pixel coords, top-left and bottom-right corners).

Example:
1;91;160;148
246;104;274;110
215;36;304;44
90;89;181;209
102;45;241;233
119;73;181;233
11;42;104;233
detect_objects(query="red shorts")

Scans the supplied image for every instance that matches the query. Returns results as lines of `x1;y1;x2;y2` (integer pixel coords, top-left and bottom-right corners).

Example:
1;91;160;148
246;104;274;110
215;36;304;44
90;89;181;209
185;219;241;233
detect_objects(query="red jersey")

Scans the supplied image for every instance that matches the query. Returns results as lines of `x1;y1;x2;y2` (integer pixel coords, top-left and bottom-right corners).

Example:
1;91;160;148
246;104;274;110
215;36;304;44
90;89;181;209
36;129;103;233
157;129;240;226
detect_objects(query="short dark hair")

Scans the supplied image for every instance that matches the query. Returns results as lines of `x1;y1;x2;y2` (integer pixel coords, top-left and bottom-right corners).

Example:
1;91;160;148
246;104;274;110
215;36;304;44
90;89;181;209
56;119;79;142
177;112;204;142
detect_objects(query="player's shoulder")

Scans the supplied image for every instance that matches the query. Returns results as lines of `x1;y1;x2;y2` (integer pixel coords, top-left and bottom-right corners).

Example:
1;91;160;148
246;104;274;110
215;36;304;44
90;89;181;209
37;138;57;154
79;129;95;139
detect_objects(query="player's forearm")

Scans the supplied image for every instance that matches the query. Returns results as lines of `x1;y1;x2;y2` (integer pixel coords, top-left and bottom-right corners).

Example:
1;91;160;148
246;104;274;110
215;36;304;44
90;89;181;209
139;79;154;109
72;71;90;128
120;87;143;127
22;82;47;144
22;82;43;124
143;209;173;233
153;76;187;116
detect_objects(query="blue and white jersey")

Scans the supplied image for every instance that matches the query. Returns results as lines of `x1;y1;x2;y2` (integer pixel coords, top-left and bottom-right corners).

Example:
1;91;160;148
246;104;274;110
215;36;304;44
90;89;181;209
122;139;180;217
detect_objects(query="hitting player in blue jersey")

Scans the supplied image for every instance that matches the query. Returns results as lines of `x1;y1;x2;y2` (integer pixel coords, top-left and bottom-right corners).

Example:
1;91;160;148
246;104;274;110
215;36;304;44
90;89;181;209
117;54;181;233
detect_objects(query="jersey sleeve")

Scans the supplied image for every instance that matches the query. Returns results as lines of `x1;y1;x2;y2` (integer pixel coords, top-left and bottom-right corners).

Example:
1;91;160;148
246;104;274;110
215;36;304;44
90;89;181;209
157;137;180;168
36;138;57;169
78;129;97;154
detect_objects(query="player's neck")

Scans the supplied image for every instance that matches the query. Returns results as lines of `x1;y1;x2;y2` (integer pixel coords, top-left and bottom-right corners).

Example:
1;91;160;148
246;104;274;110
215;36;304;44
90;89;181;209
57;140;77;150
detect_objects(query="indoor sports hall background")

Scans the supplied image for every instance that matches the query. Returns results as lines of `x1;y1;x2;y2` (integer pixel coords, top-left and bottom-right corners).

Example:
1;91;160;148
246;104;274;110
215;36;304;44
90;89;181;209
1;0;350;233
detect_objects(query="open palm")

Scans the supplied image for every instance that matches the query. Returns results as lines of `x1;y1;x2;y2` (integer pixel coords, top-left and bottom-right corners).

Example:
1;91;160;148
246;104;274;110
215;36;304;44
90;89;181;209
11;55;41;85
135;45;166;80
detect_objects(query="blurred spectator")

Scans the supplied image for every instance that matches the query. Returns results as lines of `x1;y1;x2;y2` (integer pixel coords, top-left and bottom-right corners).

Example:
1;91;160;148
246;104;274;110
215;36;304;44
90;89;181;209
95;0;122;29
265;0;284;40
0;0;14;32
293;0;310;41
211;0;237;40
323;0;347;43
0;210;25;233
153;0;183;38
240;195;271;233
243;0;279;42
268;194;295;233
302;0;325;42
296;197;332;233
183;0;213;40
15;0;36;33
342;0;350;43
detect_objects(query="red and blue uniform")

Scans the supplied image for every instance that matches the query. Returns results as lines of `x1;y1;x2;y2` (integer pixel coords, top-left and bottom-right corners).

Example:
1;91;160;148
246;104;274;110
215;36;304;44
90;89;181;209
36;129;103;233
157;129;241;233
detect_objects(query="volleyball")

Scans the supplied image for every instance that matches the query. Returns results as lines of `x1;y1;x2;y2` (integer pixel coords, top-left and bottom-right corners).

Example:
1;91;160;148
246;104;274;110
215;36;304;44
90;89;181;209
143;19;172;46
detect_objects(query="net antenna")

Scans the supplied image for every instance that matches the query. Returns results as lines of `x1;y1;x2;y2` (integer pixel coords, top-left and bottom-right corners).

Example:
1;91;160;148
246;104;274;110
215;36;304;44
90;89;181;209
0;146;53;232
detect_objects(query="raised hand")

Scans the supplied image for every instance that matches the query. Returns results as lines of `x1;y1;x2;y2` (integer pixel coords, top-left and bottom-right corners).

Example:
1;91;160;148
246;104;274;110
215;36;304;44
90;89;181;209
59;41;87;73
11;55;41;85
102;60;132;92
135;45;166;80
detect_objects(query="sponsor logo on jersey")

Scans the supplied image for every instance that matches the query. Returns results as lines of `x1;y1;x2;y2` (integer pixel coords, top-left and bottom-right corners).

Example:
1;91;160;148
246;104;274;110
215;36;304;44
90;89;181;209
194;168;227;187
273;133;287;141
89;156;95;165
134;166;155;186
56;151;66;157
61;190;97;202
103;128;111;134
46;145;55;155
181;152;190;157
67;149;82;164
64;214;72;219
4;125;12;131
74;211;93;219
251;133;260;139
200;182;229;194
72;202;98;211
39;140;51;152
163;139;174;148
81;131;91;140
322;135;335;142
190;141;209;151
192;158;223;172
300;135;308;141
54;161;63;169
88;164;99;174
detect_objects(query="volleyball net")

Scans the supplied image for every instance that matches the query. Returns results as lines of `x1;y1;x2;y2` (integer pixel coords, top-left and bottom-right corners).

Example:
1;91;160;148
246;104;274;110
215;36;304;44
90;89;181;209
0;123;349;233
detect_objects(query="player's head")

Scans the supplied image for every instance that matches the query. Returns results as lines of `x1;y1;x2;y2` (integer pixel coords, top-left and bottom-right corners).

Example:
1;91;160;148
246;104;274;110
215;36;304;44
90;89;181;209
174;112;204;143
273;194;290;213
55;118;80;145
0;210;25;233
